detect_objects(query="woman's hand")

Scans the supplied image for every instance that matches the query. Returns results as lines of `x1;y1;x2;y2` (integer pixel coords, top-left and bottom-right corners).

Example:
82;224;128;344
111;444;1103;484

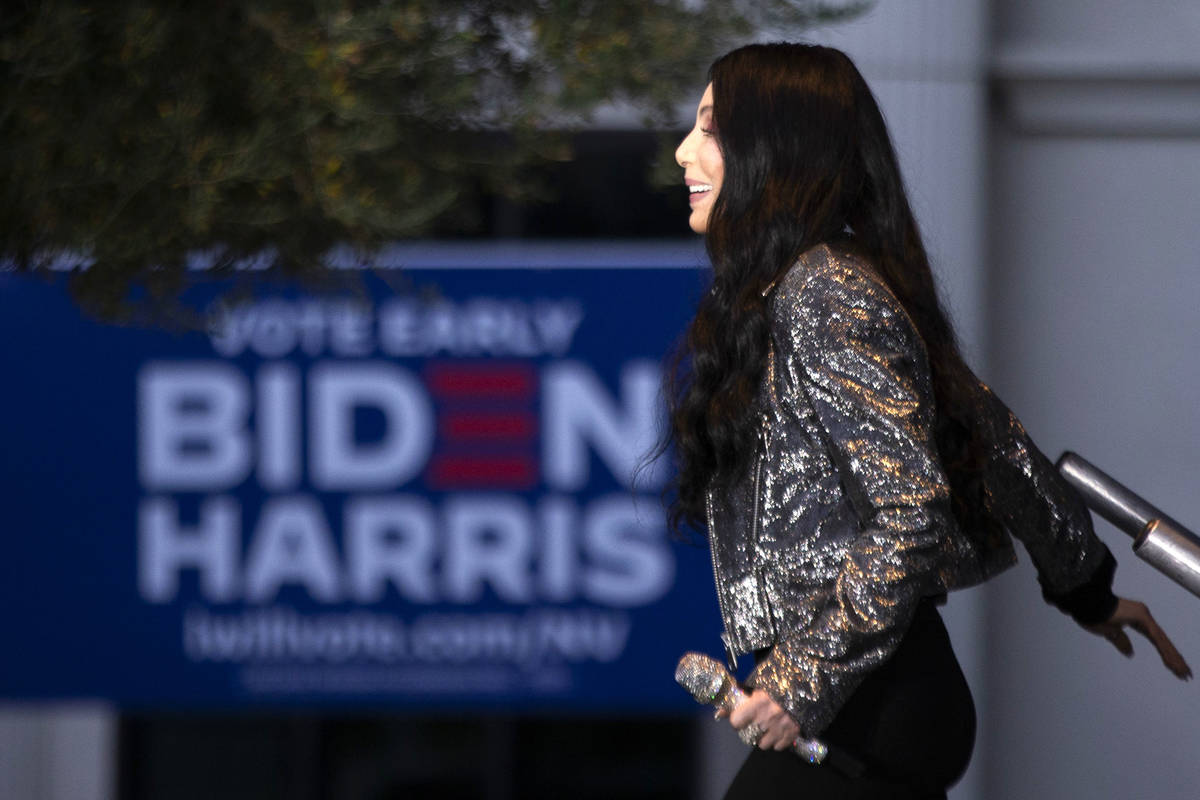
721;688;801;751
1084;596;1192;680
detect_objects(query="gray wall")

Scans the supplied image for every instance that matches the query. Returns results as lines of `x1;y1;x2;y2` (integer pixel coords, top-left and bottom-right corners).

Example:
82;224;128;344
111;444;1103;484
0;705;114;800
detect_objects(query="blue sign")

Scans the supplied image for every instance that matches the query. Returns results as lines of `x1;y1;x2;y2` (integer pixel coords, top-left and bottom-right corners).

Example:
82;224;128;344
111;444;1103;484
0;242;724;711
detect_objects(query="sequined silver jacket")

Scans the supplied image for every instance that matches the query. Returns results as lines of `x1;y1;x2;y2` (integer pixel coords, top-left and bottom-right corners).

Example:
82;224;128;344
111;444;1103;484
705;243;1114;737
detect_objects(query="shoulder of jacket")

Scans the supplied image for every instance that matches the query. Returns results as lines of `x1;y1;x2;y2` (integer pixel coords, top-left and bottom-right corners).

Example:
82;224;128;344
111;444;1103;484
970;378;1029;447
773;243;903;322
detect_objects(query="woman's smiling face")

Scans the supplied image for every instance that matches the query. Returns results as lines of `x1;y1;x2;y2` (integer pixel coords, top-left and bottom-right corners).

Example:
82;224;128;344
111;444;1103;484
674;83;724;234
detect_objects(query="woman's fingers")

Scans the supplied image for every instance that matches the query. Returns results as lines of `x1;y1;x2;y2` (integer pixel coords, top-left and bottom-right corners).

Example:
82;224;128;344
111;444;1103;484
758;729;785;750
763;714;799;751
768;714;796;753
726;689;801;749
754;727;777;749
727;692;759;729
1128;604;1192;680
1094;597;1194;680
1104;627;1133;657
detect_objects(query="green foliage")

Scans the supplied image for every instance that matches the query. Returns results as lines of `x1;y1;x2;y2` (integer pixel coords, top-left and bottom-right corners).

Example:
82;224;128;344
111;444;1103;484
0;0;870;322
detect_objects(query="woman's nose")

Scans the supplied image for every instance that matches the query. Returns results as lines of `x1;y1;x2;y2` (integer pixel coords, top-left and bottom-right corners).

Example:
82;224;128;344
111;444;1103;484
675;132;691;168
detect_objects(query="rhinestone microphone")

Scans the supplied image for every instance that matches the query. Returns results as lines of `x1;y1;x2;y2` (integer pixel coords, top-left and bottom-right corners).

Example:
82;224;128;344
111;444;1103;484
675;651;830;764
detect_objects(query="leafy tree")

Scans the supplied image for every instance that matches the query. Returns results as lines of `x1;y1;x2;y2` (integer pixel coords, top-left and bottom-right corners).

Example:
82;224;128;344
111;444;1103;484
1;0;869;321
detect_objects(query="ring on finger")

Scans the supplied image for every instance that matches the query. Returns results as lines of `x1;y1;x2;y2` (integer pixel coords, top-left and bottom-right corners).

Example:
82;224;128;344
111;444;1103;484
737;722;766;747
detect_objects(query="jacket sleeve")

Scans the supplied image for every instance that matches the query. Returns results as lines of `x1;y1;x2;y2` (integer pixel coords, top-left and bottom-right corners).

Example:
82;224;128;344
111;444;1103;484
973;382;1118;625
746;265;960;737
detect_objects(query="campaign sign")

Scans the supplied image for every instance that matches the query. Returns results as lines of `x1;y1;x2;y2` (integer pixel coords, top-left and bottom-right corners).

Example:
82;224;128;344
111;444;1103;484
0;242;727;710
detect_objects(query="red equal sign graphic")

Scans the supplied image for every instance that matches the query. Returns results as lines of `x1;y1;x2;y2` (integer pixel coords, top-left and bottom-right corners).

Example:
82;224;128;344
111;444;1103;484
425;362;538;490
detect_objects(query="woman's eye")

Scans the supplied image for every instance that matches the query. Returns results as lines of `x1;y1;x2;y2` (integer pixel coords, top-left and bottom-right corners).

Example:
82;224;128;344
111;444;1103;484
701;128;715;137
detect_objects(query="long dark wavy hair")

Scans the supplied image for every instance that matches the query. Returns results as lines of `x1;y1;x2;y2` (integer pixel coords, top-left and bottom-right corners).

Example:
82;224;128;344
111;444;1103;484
665;42;996;545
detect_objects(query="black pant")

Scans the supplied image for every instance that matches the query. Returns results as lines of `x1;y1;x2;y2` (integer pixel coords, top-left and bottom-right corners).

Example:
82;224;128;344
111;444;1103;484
722;598;975;799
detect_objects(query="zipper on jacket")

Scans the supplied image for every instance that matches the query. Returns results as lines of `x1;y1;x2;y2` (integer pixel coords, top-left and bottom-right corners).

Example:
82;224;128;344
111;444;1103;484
750;420;766;550
750;418;775;638
705;488;738;671
707;419;770;674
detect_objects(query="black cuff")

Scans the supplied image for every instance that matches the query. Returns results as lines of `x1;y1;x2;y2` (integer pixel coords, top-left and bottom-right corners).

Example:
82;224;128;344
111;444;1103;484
1040;549;1119;626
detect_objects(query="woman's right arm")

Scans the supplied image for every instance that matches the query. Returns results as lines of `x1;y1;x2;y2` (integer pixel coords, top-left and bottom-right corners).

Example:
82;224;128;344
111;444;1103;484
974;383;1118;624
975;383;1191;677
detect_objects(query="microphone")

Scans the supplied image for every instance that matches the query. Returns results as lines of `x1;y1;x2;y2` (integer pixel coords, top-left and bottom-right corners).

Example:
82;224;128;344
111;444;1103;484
675;652;831;765
1057;452;1200;600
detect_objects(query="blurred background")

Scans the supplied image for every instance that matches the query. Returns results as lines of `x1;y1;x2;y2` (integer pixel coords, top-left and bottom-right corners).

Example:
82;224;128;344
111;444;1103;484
2;1;1198;799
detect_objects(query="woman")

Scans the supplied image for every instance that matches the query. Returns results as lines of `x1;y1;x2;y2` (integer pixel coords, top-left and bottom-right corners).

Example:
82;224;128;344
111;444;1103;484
667;43;1190;799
